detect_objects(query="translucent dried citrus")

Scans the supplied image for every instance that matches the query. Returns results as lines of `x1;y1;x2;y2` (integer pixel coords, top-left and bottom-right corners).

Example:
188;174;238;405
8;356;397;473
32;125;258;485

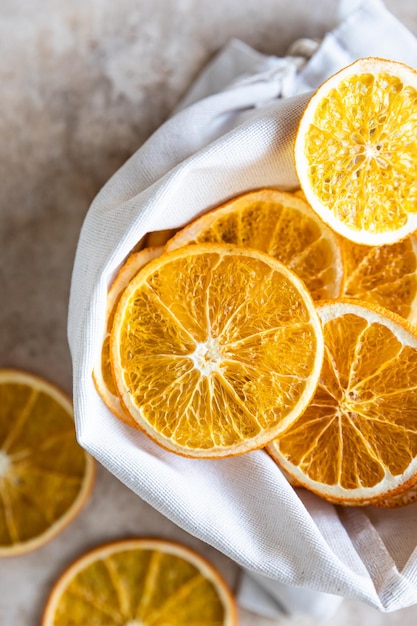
295;57;417;245
42;538;237;626
342;234;417;323
110;244;324;457
166;188;343;300
93;247;162;426
267;300;417;505
0;369;94;556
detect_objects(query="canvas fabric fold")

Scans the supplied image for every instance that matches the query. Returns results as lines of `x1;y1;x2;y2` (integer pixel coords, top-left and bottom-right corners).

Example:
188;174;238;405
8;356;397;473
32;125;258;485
68;0;417;616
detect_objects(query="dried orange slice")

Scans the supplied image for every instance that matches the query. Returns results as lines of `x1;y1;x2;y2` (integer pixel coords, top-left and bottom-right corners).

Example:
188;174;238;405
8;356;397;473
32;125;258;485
267;300;417;506
42;538;237;625
93;247;162;426
166;189;343;299
342;234;417;323
0;369;94;556
110;243;324;457
295;57;417;246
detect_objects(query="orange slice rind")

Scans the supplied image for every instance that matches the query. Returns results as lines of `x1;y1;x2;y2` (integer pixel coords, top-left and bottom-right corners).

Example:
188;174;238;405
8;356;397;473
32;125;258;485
375;481;417;508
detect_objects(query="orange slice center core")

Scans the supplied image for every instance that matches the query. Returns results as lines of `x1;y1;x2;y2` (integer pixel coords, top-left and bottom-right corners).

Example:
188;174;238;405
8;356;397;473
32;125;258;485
348;131;385;170
363;141;382;158
341;389;361;416
322;384;361;414
190;336;223;376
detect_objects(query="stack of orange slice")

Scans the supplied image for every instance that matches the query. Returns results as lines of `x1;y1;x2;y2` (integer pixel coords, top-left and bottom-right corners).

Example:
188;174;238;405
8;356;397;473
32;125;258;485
94;188;338;458
94;56;417;508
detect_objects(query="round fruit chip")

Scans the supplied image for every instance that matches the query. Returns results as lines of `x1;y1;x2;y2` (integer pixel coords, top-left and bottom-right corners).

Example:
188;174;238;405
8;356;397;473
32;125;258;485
42;538;237;626
0;369;94;556
166;188;344;300
267;300;417;506
93;246;162;426
110;243;324;457
295;57;417;246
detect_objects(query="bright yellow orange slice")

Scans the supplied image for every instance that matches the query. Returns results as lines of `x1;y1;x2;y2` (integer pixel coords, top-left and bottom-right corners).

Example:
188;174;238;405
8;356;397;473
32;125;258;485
295;57;417;245
93;247;162;426
110;243;324;457
342;234;417;323
166;188;343;300
267;300;417;506
0;369;94;556
42;538;237;625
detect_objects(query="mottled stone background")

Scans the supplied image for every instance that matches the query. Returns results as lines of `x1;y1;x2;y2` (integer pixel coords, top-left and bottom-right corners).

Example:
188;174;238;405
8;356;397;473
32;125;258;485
1;1;417;624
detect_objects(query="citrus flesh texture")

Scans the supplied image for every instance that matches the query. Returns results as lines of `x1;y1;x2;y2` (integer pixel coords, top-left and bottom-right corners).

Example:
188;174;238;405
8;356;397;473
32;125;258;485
0;370;94;556
295;57;417;245
342;235;417;323
166;188;343;300
93;246;162;426
267;300;417;505
110;244;324;457
42;538;237;626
